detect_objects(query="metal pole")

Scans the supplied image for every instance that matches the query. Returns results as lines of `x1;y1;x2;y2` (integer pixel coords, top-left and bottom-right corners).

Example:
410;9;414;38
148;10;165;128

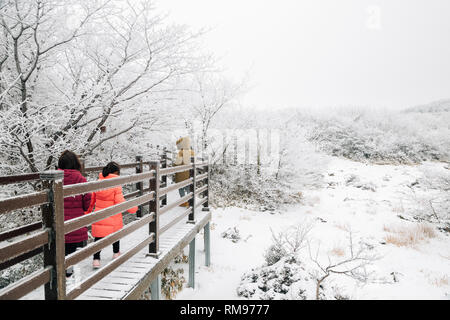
148;160;161;258
204;222;211;267
188;156;196;224
161;150;167;207
203;155;209;210
150;274;161;300
188;238;195;288
136;156;144;217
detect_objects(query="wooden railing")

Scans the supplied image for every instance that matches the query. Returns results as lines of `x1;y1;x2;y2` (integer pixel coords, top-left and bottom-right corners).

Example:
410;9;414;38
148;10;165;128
0;154;209;300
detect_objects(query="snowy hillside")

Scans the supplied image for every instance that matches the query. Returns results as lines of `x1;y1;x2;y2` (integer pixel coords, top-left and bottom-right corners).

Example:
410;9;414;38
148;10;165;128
174;156;450;300
404;99;450;113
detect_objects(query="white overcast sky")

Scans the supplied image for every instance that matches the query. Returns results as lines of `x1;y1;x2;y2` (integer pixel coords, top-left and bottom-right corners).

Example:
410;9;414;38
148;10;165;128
155;0;450;110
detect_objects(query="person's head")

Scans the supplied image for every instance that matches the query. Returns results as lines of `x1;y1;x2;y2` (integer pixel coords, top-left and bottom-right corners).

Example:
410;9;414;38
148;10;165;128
58;150;82;171
176;136;191;150
102;162;120;178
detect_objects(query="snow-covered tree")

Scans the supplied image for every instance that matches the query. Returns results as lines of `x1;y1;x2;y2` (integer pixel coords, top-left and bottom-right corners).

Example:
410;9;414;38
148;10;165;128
0;0;211;176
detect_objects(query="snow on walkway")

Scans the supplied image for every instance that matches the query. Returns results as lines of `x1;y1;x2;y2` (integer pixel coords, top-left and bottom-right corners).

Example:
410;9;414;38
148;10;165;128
177;157;450;300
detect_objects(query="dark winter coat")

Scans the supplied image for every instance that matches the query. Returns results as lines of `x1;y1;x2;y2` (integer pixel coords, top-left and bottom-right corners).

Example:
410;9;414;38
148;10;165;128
62;169;92;243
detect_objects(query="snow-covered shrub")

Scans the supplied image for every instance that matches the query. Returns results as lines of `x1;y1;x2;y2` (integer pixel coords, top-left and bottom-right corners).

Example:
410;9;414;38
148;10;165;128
237;255;315;300
264;244;287;267
239;223;379;300
209;164;303;211
400;164;450;230
264;224;313;266
344;174;377;192
221;227;242;243
303;106;450;164
174;253;189;264
161;267;186;300
237;255;350;300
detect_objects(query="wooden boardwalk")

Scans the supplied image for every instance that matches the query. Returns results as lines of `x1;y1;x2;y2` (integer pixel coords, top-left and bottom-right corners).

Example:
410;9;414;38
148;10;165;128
77;210;211;300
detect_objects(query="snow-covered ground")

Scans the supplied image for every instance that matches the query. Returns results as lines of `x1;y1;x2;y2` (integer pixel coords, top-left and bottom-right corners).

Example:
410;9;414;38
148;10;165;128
176;157;450;300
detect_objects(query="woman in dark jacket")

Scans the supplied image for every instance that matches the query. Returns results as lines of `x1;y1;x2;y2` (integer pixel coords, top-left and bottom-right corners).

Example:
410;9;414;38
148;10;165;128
57;150;92;278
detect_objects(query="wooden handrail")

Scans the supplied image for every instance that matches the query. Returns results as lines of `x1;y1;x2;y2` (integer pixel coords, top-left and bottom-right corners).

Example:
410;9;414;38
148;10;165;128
0;247;43;272
0;221;42;242
64;192;155;234
160;207;192;235
159;178;193;197
65;212;155;268
195;184;208;195
0;191;48;215
159;164;192;176
0;160;154;185
0;230;48;264
0;267;52;300
196;173;208;182
63;171;155;197
0;173;40;186
159;192;193;215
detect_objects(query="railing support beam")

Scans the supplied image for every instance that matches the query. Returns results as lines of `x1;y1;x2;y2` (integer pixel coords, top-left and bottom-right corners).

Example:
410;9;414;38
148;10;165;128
204;222;211;267
135;156;144;217
161;150;168;207
150;274;161;300
148;160;161;258
188;238;196;288
187;156;196;224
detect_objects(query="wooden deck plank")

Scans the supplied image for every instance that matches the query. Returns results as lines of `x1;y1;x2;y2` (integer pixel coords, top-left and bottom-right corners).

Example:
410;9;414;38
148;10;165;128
98;278;135;285
120;262;150;269
81;295;112;300
103;271;143;279
79;288;124;299
115;268;147;275
90;282;134;292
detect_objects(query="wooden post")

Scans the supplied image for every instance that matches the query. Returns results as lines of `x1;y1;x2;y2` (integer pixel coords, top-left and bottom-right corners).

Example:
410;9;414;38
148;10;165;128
40;170;66;300
204;222;211;267
161;150;167;207
188;238;195;288
150;274;161;300
148;160;161;258
188;156;196;224
136;156;144;218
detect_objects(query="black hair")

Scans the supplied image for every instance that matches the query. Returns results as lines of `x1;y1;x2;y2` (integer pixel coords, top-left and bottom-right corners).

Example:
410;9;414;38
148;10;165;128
102;162;120;177
58;150;82;171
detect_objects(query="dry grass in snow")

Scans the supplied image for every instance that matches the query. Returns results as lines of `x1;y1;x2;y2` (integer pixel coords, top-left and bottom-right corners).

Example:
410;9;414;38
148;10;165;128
383;223;437;248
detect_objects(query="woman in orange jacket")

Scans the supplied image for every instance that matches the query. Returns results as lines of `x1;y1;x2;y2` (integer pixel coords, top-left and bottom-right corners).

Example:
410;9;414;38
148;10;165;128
86;162;137;269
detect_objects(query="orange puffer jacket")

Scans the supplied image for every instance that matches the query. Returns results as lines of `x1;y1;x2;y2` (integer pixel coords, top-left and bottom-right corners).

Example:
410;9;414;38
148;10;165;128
87;173;137;238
